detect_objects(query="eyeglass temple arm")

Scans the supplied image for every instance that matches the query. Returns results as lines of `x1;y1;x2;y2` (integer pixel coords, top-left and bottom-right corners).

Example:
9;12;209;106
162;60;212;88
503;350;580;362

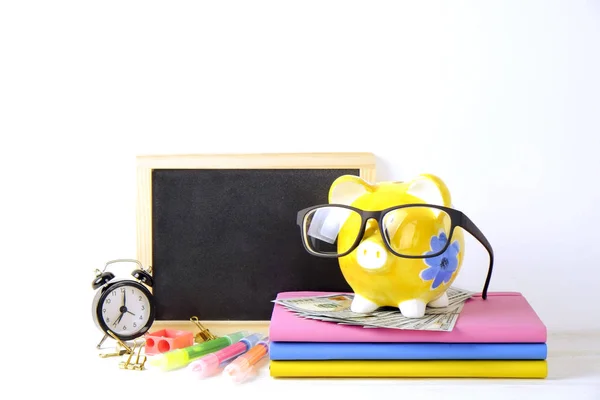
460;213;494;300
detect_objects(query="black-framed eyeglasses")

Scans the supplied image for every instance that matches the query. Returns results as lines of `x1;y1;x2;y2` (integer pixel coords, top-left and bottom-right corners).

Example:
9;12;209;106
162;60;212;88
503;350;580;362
297;203;494;299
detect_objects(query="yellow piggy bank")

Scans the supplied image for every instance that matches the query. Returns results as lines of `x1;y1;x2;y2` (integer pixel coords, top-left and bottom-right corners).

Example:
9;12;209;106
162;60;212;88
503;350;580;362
298;173;494;318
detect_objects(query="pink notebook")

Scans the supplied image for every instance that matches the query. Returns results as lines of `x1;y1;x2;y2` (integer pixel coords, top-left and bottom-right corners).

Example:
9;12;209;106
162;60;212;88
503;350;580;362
269;291;546;343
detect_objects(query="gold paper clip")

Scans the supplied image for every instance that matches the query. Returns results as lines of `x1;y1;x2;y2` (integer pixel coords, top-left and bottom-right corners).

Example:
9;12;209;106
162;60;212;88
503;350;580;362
190;316;217;342
99;347;128;358
99;330;133;358
119;342;147;371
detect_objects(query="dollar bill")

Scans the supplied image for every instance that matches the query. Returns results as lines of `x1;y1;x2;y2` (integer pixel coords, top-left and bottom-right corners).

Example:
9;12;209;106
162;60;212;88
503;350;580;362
273;287;476;331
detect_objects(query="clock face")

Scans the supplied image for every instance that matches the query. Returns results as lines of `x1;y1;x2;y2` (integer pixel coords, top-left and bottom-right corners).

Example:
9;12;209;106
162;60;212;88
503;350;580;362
98;282;153;338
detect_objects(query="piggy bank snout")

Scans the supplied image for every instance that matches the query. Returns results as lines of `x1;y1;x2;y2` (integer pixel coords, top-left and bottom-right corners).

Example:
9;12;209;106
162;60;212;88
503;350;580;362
356;240;388;270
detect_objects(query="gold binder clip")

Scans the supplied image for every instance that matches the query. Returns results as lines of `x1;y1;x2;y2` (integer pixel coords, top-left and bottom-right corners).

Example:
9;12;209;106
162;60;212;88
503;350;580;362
119;342;147;371
99;330;133;358
190;316;217;342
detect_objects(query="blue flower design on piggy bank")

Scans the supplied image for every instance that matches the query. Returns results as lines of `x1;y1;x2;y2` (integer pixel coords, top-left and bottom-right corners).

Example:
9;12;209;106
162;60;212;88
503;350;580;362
420;232;460;289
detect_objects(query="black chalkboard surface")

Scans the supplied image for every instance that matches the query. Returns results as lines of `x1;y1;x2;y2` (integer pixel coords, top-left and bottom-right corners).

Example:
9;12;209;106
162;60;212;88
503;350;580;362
136;153;376;322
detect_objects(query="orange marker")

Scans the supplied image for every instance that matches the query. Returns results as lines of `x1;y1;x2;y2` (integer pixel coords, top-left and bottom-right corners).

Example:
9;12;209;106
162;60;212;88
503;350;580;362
223;336;269;383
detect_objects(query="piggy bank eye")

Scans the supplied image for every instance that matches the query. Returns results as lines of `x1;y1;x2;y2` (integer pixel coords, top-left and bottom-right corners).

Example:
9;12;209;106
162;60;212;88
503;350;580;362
382;214;400;241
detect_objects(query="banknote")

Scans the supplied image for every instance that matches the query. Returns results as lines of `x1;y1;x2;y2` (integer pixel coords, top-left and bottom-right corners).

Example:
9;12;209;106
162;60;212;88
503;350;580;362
273;287;476;331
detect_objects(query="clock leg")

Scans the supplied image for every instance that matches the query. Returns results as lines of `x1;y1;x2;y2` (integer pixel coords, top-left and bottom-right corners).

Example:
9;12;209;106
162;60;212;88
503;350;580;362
96;333;109;349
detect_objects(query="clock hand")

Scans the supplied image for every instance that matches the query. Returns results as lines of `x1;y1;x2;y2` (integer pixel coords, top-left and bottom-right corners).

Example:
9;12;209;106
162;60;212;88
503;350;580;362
112;291;131;326
126;310;136;316
113;311;125;327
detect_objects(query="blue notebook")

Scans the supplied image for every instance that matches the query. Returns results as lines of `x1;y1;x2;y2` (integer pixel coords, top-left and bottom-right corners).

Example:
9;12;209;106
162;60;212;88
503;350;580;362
270;342;547;360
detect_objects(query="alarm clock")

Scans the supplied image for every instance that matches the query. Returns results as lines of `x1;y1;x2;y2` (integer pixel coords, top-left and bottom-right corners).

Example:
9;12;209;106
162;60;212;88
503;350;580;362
91;259;156;346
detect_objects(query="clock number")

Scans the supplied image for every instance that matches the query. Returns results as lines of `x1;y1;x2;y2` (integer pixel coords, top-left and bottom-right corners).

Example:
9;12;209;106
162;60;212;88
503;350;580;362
138;296;142;301
139;315;143;320
133;322;137;328
131;289;134;294
103;308;106;313
112;291;116;296
107;317;110;323
106;298;111;304
141;305;145;311
120;288;125;293
123;326;127;331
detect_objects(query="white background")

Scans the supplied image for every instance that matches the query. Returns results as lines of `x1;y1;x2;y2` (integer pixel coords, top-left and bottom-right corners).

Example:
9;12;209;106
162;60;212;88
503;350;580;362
1;1;599;397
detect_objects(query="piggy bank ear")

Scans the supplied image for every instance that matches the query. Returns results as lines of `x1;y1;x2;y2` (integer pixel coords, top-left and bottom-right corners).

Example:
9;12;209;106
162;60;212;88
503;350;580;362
407;174;452;207
328;175;372;205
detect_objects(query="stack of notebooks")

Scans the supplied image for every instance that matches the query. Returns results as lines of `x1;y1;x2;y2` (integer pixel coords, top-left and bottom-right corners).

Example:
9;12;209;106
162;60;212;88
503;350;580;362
269;291;548;378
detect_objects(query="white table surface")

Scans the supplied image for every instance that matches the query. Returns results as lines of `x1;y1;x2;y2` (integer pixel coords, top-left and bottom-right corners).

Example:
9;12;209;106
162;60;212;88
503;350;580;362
45;330;598;400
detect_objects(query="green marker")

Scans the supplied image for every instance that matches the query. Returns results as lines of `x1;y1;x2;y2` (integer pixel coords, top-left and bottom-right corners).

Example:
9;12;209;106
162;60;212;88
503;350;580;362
150;330;248;371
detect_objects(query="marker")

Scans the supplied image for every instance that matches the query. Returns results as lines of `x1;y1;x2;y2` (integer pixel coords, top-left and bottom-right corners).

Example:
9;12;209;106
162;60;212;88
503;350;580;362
188;333;261;377
149;331;248;371
223;336;270;383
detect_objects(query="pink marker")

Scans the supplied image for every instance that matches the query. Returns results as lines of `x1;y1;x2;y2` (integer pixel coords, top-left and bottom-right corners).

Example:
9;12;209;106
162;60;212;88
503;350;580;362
188;333;261;378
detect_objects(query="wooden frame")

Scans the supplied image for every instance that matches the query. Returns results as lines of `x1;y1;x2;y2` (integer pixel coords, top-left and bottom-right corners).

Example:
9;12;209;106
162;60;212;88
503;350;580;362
136;152;376;335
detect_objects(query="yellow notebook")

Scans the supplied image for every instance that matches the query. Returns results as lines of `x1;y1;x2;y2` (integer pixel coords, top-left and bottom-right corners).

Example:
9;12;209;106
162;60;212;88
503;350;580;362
270;360;548;378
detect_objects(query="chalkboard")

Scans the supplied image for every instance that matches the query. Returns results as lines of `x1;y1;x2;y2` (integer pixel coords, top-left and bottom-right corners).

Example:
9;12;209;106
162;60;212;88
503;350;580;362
136;153;376;323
